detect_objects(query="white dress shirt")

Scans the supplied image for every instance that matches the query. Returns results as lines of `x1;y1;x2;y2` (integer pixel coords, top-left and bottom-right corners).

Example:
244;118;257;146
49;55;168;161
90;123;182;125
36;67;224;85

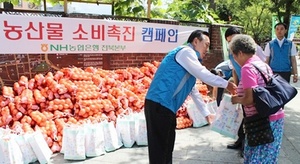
175;47;229;117
264;38;297;57
256;45;266;62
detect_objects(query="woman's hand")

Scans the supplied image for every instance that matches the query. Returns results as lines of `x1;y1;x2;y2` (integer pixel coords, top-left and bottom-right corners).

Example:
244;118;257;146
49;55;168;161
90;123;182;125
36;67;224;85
231;95;239;104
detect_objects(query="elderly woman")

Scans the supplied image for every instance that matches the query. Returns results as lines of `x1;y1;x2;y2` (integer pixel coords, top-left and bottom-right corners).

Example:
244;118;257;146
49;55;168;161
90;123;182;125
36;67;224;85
230;34;284;163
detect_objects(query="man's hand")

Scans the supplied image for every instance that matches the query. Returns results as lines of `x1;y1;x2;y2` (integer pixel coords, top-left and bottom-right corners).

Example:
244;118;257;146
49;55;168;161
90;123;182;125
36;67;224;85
293;74;298;83
205;114;215;124
226;81;237;95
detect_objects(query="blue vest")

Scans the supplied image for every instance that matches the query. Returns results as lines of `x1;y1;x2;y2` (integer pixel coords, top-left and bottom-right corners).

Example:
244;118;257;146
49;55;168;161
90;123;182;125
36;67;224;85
269;39;292;72
145;46;199;114
215;60;232;80
229;54;241;81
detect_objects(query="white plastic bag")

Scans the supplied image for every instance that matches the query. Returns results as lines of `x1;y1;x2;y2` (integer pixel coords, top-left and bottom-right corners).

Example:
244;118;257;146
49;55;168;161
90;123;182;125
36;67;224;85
27;130;53;164
206;100;218;114
0;134;24;164
103;120;122;152
210;94;243;139
62;125;86;160
116;114;135;148
85;123;105;157
13;133;38;164
133;112;148;146
0;128;5;137
186;99;208;127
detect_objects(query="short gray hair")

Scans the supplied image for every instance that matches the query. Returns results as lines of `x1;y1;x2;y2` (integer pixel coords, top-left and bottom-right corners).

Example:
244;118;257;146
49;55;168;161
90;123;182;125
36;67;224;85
229;34;256;55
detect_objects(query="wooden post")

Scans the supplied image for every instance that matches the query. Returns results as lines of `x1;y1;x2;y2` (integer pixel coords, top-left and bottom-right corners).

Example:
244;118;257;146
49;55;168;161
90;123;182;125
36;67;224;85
111;0;114;15
64;0;68;13
147;0;151;18
43;0;47;11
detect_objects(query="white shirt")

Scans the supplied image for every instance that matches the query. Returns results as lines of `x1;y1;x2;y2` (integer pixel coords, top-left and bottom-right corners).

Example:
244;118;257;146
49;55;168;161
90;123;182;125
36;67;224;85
264;38;298;57
175;47;228;117
256;45;266;62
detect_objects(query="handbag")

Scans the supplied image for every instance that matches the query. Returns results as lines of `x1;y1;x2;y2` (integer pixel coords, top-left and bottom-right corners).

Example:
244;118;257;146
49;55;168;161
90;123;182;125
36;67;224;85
252;64;298;117
244;114;274;147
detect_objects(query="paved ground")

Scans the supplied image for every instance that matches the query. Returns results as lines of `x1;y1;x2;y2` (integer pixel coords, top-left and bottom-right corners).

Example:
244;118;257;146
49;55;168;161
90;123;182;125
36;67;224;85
49;58;300;164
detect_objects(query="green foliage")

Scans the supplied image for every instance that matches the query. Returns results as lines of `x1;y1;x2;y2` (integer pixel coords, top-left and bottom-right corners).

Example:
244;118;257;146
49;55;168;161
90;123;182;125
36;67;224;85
113;0;146;17
216;0;300;41
1;0;20;5
166;0;221;23
0;0;40;5
215;0;274;43
100;0;164;17
150;7;166;18
237;1;272;43
268;0;300;30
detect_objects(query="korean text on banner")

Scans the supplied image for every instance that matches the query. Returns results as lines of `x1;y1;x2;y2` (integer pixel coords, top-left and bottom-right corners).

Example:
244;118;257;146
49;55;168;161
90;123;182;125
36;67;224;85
0;14;208;54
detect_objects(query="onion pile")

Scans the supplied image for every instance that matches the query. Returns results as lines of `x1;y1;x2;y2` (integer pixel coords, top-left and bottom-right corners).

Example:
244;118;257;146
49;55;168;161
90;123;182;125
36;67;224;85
0;61;210;152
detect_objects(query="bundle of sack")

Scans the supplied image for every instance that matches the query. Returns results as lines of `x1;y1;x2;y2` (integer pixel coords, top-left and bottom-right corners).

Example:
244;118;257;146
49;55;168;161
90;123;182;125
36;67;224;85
61;110;148;160
0;109;148;163
0;128;52;164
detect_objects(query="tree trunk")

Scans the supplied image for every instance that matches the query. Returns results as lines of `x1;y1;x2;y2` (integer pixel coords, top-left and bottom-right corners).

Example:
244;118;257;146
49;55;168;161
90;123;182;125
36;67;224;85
209;0;216;10
284;0;294;36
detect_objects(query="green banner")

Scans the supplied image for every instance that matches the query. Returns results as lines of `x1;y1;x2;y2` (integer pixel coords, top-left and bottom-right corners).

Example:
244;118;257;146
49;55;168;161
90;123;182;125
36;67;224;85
288;15;300;43
220;27;229;60
272;15;283;39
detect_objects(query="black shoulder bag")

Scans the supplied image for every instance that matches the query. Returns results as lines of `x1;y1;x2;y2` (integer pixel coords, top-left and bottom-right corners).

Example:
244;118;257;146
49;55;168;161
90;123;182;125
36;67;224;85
252;64;298;117
244;114;274;147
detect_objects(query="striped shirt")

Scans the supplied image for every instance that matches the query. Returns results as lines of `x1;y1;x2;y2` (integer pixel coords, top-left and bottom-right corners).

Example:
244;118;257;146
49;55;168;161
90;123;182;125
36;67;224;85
237;55;273;117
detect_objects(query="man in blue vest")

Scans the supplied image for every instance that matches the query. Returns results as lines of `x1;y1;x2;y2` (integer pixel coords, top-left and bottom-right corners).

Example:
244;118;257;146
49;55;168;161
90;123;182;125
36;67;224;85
264;22;298;83
144;30;237;164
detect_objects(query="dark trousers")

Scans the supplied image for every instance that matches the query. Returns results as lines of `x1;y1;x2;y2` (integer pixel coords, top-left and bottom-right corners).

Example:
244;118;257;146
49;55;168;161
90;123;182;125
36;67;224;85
216;76;231;106
238;107;246;150
274;71;291;83
216;88;225;106
144;99;176;164
237;119;245;141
